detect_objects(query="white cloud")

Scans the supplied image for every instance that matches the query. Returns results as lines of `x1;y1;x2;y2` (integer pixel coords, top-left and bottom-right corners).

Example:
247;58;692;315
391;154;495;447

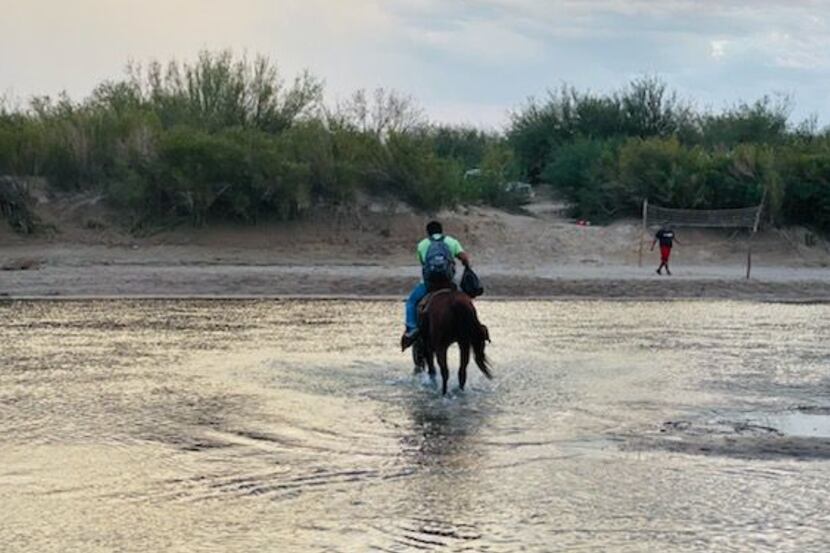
710;40;729;60
760;31;829;70
424;100;510;129
407;19;543;65
2;1;830;124
0;0;404;99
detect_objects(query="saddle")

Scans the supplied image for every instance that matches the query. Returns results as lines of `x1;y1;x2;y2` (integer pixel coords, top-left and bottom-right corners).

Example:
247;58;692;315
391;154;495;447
416;287;454;324
410;287;453;371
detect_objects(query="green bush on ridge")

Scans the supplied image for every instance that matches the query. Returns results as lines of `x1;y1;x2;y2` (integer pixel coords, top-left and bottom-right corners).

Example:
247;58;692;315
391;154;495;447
509;80;829;230
0;50;506;229
1;54;829;231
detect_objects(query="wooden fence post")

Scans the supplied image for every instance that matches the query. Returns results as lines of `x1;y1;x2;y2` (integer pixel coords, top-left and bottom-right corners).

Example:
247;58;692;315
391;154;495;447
638;199;647;268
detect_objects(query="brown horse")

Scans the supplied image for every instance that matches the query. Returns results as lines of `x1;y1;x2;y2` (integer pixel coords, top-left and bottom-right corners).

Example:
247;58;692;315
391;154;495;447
418;289;492;395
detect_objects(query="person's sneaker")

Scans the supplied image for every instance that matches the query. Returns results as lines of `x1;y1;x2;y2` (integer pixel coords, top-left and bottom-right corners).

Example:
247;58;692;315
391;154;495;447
401;328;419;351
656;269;662;275
666;269;672;276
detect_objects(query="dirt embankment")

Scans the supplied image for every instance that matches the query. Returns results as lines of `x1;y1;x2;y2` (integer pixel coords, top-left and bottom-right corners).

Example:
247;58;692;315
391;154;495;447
1;187;829;300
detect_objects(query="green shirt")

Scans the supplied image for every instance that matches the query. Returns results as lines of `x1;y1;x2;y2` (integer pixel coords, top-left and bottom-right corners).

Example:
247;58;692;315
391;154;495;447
417;234;464;265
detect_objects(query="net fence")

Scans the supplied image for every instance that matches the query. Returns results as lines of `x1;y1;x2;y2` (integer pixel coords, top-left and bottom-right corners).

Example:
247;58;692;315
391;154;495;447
646;203;761;229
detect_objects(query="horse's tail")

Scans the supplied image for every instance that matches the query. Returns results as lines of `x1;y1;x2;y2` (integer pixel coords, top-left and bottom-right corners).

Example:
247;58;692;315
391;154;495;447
472;334;492;380
456;298;492;380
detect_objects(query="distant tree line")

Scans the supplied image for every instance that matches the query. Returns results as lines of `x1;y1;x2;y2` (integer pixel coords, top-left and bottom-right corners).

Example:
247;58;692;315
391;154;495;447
0;51;828;231
508;78;830;230
0;50;513;229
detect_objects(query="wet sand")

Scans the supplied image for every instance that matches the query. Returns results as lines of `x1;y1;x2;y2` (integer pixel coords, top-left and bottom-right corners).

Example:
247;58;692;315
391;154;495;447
2;202;829;301
2;262;830;301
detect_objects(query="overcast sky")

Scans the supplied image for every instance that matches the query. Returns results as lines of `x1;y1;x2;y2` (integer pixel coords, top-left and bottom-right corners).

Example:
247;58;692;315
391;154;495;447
1;0;827;128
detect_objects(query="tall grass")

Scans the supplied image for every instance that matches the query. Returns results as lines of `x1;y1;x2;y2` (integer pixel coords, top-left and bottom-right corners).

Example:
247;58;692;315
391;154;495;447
509;79;830;229
3;54;828;231
0;50;500;228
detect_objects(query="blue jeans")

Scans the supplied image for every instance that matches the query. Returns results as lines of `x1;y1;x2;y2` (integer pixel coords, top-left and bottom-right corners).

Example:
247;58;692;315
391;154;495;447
405;281;428;332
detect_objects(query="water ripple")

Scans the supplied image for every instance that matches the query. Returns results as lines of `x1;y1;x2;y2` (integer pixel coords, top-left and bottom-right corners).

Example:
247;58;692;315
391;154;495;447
2;299;830;552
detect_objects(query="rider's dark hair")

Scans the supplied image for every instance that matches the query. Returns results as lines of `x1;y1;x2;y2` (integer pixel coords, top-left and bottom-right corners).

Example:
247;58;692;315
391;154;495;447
426;221;443;235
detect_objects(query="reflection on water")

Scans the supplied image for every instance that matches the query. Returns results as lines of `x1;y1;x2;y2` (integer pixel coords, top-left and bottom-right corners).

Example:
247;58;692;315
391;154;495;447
742;412;830;439
2;299;830;552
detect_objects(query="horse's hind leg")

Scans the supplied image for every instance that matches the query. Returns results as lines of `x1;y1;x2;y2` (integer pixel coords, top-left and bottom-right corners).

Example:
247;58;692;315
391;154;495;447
412;340;425;374
458;342;470;390
421;339;436;378
425;348;436;379
437;348;450;395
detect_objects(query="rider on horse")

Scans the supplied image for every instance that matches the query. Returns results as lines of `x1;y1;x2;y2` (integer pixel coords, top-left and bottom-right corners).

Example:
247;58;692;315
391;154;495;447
401;220;472;351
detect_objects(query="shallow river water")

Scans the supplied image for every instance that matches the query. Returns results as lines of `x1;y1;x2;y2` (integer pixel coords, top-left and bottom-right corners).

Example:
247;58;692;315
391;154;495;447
2;299;830;552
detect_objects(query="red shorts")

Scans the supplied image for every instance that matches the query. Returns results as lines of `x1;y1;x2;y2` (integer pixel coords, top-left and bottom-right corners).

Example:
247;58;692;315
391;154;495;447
660;245;672;263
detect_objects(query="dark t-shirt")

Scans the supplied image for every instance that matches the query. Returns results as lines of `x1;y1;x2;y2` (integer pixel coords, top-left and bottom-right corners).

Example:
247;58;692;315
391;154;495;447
656;229;675;247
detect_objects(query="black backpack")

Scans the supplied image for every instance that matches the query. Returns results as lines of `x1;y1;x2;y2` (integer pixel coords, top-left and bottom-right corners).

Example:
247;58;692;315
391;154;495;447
422;236;455;283
460;267;484;298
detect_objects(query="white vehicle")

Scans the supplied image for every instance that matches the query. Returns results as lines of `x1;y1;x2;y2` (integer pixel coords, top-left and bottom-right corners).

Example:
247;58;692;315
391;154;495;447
504;181;535;202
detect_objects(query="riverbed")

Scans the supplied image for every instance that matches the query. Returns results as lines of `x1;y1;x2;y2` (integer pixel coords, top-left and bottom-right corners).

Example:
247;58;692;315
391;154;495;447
2;299;829;552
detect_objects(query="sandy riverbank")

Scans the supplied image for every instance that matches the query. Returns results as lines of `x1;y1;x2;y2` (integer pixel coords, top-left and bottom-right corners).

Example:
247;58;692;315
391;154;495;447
3;261;830;301
2;201;829;301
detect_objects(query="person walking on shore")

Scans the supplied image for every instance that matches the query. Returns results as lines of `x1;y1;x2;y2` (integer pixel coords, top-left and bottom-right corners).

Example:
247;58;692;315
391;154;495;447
651;223;679;275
